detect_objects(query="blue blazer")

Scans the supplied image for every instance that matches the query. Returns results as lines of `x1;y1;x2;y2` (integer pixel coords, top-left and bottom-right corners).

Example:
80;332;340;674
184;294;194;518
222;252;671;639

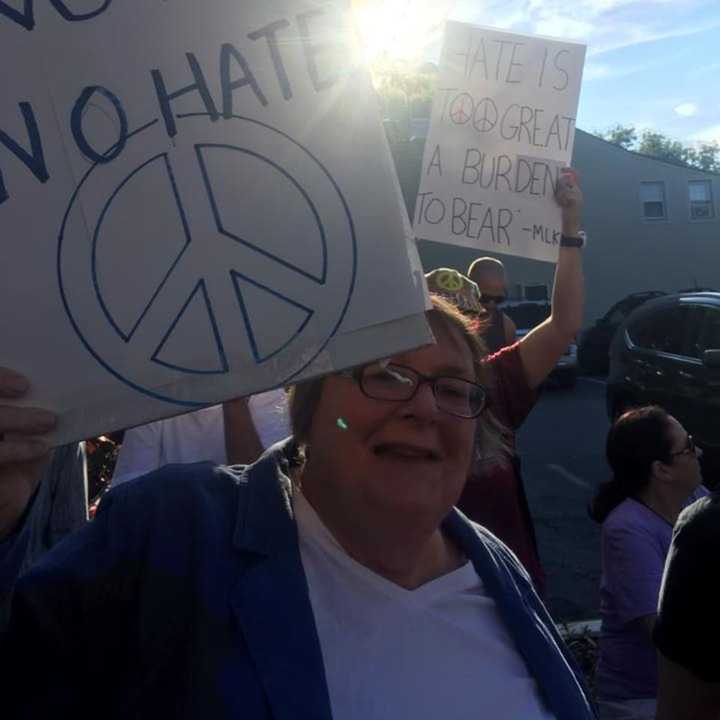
1;442;595;719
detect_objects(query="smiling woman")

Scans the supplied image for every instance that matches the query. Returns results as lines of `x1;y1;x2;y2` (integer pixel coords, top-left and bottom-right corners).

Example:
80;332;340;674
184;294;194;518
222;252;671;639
289;298;488;570
280;295;595;718
0;296;595;719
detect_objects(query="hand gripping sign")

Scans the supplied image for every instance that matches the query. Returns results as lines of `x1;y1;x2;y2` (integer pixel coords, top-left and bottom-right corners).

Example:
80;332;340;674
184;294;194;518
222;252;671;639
0;1;430;443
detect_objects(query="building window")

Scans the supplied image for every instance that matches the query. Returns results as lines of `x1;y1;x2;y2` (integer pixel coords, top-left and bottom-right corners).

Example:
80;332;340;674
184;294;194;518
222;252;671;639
640;182;666;220
689;180;715;220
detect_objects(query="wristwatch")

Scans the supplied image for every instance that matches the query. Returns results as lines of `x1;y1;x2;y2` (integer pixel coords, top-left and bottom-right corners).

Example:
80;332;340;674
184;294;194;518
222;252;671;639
560;231;586;248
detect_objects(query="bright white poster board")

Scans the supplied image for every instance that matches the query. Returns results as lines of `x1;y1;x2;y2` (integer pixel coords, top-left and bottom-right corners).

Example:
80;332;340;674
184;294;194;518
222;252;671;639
0;0;431;445
415;21;586;262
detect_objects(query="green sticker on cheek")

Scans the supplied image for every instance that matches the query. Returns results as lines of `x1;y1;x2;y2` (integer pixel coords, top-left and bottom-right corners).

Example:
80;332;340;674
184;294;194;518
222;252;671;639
336;418;349;431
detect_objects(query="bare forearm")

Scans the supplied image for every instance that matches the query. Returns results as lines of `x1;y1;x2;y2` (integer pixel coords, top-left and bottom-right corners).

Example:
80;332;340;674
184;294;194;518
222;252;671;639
516;170;584;389
549;171;585;340
550;245;584;341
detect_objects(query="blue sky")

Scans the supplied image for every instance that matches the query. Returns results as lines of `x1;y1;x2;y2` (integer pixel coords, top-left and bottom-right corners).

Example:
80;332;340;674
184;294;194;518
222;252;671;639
455;0;720;146
354;0;720;146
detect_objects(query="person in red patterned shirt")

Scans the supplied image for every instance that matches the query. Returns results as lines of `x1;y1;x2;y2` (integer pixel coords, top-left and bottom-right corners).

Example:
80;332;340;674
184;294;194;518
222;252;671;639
427;169;584;594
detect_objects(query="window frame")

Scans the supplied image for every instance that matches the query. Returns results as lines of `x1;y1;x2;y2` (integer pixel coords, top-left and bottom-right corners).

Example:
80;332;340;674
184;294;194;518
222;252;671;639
688;179;715;222
695;305;720;354
639;181;667;222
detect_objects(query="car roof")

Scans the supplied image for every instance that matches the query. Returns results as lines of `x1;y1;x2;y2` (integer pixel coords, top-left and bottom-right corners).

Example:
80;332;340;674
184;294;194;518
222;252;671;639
603;291;666;315
675;291;720;303
624;291;720;322
623;290;666;299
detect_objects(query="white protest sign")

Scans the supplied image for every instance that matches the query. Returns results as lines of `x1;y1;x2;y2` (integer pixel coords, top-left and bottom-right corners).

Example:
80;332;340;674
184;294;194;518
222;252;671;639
415;22;586;261
0;0;431;445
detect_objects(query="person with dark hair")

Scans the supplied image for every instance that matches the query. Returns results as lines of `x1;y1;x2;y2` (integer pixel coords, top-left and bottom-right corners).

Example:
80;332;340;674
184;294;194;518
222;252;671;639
589;406;707;720
0;297;594;720
653;493;720;720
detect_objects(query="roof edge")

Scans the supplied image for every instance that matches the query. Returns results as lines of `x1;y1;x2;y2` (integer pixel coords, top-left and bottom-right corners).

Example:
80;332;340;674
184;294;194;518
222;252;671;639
576;129;720;177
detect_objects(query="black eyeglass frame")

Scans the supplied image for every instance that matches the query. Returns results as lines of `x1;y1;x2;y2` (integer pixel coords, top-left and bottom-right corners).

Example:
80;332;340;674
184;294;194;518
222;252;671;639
670;434;696;458
480;294;506;306
347;363;487;419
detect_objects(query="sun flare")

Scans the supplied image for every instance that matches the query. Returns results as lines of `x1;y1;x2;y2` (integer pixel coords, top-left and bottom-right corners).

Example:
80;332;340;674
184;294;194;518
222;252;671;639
351;0;451;64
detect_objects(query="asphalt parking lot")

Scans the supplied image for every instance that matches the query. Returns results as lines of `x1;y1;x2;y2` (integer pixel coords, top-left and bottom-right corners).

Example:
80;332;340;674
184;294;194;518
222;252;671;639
517;376;611;622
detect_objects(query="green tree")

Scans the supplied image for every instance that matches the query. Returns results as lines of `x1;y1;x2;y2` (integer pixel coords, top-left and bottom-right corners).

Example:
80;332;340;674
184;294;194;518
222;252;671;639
637;130;691;166
687;142;720;173
371;58;437;140
601;124;637;149
597;125;720;173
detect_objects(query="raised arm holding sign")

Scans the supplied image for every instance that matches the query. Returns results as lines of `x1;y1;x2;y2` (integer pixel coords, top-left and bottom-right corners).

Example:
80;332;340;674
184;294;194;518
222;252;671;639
515;168;584;388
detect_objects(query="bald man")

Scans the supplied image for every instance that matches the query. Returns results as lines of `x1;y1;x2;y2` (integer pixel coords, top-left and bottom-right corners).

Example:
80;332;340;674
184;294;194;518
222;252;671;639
467;257;517;353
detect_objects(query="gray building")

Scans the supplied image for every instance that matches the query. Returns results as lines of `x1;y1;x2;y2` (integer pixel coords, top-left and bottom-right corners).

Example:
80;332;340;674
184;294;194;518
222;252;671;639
392;130;720;325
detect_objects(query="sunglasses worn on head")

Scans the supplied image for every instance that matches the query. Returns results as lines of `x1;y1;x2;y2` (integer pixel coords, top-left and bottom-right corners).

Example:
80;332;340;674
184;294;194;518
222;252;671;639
480;294;506;306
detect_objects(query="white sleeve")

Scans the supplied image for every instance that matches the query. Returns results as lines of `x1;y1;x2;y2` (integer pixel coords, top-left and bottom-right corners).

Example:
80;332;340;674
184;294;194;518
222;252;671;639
249;389;290;448
111;422;163;487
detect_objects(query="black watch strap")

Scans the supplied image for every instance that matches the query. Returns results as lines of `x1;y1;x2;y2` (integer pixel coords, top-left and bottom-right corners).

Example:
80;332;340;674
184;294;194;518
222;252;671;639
560;232;585;248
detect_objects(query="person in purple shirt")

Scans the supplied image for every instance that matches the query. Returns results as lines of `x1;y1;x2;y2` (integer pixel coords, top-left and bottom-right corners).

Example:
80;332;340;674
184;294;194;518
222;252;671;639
589;406;707;720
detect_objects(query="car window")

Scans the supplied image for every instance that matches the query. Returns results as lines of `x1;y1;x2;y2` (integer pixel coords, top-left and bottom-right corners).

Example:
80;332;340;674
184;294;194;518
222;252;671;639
697;307;720;352
683;305;709;359
628;311;662;348
629;305;693;355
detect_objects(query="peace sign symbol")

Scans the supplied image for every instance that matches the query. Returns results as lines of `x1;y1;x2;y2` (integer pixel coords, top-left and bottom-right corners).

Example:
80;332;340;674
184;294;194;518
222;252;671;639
472;97;498;133
436;270;464;292
58;114;357;406
449;93;474;125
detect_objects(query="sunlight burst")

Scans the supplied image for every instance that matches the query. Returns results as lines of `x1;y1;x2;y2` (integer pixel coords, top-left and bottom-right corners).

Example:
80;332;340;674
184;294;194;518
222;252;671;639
351;0;451;63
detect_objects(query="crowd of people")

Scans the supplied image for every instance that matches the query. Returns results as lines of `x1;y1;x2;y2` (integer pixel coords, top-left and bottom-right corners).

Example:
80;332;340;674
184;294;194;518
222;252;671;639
0;167;717;719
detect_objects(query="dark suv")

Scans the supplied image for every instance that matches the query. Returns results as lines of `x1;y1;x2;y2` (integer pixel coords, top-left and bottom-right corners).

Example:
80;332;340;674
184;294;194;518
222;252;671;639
607;292;720;482
578;291;665;375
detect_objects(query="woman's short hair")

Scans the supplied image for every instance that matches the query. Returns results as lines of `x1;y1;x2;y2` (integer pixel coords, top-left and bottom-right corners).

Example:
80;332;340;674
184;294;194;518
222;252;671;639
589;405;673;523
287;294;504;460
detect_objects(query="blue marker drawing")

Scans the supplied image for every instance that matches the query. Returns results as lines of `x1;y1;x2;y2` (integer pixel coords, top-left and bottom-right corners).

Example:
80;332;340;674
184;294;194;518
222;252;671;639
57;113;357;407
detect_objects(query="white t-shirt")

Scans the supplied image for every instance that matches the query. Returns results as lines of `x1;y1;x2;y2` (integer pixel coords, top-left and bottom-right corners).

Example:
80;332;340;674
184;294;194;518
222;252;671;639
111;389;289;486
293;489;556;720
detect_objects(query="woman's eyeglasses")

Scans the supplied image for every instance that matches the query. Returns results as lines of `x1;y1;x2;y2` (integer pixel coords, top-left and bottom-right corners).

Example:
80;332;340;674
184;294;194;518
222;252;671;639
350;363;487;419
670;435;696;458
